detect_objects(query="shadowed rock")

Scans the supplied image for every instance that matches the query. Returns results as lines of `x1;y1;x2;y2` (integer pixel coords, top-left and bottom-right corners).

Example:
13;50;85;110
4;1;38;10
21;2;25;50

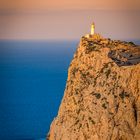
108;47;140;66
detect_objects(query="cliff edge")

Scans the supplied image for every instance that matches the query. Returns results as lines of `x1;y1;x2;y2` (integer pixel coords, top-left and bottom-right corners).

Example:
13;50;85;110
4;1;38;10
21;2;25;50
47;34;140;140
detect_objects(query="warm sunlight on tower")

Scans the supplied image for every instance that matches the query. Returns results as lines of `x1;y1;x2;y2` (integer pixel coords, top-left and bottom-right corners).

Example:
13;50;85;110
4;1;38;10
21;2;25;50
85;22;95;38
91;22;95;35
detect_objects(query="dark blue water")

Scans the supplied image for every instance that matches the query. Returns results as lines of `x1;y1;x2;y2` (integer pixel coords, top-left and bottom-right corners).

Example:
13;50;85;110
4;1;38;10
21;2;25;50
0;41;77;140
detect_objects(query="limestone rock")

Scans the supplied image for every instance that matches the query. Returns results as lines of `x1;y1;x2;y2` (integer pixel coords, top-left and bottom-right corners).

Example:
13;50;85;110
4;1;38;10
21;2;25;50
47;34;140;140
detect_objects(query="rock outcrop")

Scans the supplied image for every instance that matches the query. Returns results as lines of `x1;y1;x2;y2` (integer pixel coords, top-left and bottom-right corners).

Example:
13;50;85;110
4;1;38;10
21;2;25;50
47;34;140;140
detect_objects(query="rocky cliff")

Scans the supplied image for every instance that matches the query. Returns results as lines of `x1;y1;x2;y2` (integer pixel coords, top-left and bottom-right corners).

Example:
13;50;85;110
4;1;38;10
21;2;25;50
47;34;140;140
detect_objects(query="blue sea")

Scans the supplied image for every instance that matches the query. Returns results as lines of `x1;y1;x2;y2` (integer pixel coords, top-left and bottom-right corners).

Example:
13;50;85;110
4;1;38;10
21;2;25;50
0;41;77;140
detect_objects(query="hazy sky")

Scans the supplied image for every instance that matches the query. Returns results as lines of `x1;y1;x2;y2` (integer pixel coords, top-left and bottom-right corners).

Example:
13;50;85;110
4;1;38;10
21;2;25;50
0;0;140;10
0;0;140;40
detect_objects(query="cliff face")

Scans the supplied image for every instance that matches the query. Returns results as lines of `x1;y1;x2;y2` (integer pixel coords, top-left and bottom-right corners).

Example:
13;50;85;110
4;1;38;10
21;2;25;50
47;34;140;140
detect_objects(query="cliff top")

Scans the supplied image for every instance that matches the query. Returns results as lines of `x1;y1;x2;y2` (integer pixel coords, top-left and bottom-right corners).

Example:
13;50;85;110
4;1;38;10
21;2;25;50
77;34;140;66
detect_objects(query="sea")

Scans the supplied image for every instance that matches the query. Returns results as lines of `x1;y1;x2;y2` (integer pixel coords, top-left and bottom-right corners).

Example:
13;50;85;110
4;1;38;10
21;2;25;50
0;40;77;140
0;40;139;140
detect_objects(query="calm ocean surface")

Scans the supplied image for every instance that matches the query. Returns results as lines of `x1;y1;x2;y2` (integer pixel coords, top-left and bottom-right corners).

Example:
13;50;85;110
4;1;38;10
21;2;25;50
0;40;139;140
0;41;77;140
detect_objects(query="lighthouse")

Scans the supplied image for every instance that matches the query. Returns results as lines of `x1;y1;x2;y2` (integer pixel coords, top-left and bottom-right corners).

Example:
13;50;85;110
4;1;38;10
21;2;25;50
84;22;95;38
91;22;95;35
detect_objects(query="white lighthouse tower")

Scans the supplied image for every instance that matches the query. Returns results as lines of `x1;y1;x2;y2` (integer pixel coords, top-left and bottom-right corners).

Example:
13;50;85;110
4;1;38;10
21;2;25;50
85;22;95;38
91;22;95;35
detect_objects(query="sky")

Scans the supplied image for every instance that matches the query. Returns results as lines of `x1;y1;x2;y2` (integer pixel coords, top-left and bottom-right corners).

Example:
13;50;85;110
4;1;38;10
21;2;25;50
0;0;140;40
